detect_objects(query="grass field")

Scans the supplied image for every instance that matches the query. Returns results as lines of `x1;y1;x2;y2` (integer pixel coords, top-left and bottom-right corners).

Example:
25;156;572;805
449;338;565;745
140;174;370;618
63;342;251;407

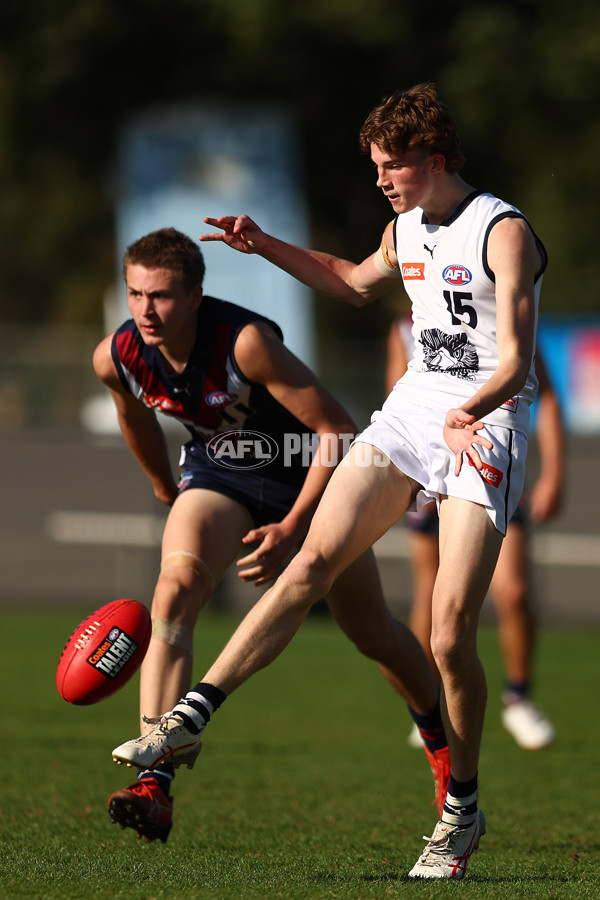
1;609;599;899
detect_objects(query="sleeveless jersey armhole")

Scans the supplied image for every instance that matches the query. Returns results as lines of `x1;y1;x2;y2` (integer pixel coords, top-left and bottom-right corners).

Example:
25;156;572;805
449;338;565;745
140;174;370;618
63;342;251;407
110;329;134;394
229;318;285;386
482;211;548;284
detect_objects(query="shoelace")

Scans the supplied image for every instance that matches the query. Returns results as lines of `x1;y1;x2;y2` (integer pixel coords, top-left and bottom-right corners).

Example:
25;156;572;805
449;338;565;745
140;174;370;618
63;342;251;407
141;712;183;727
137;713;184;742
142;714;165;726
417;823;464;864
423;831;453;852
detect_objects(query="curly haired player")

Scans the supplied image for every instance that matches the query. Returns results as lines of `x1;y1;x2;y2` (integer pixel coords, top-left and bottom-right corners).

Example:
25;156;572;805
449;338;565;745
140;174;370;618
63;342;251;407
111;83;546;879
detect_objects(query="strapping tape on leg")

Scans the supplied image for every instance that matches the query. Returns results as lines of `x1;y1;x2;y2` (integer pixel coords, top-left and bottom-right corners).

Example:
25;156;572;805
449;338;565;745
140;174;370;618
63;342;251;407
151;617;194;652
160;551;215;591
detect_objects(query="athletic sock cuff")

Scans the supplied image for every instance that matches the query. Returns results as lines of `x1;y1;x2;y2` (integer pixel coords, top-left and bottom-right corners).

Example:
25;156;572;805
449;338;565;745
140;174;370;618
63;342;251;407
447;773;478;799
172;682;227;731
192;682;227;710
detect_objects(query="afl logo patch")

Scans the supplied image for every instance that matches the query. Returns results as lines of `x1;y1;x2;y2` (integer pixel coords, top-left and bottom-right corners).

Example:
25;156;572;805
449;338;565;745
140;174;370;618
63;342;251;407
206;430;279;470
206;391;236;408
443;265;472;286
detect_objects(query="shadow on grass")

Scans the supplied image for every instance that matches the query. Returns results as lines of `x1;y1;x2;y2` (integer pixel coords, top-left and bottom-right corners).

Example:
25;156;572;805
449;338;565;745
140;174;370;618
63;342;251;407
315;870;579;885
451;875;573;885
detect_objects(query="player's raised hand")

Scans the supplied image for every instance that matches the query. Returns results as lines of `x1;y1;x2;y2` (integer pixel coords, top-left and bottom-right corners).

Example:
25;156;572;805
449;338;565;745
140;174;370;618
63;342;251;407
199;215;264;254
443;408;493;476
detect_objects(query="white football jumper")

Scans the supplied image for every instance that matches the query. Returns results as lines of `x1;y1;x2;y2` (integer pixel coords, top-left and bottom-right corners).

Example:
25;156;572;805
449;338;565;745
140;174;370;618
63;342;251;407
357;191;547;533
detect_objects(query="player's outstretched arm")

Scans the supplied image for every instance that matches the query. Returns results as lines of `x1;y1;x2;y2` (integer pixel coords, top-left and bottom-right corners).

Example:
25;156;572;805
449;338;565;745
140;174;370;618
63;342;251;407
93;336;179;506
200;215;401;307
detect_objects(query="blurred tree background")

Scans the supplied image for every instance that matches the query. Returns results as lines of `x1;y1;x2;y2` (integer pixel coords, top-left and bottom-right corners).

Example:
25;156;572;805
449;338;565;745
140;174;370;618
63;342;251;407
1;0;599;338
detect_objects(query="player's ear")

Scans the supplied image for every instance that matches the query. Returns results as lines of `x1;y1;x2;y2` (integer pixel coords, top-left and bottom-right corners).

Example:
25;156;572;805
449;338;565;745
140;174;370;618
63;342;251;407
431;153;446;174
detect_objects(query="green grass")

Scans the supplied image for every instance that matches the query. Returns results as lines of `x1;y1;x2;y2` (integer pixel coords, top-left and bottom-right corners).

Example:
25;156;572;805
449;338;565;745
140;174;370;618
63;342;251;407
1;609;599;899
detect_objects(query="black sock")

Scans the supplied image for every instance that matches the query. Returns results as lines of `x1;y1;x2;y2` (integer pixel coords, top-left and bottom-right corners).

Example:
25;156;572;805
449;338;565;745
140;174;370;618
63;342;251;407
442;774;478;827
408;699;447;752
172;682;227;734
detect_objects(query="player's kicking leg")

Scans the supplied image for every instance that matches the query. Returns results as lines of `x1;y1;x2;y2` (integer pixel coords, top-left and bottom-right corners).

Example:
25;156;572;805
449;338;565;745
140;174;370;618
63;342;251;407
409;497;502;879
111;445;416;767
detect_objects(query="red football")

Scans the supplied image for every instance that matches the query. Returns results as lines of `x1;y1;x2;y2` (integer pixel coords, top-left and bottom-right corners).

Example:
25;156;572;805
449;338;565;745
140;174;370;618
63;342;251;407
56;599;151;705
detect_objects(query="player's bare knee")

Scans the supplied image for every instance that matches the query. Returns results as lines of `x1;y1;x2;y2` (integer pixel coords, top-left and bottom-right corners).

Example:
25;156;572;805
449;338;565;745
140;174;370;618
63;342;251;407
150;571;197;651
283;547;335;601
161;550;215;592
493;580;527;614
151;551;214;621
150;578;201;630
152;571;190;618
431;620;476;675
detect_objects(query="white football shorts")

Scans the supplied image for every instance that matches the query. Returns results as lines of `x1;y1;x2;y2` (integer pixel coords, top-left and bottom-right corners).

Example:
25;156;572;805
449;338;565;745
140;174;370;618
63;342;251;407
355;393;528;536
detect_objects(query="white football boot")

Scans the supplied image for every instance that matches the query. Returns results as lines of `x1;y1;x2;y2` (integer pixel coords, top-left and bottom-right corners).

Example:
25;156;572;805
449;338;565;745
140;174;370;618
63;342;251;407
112;714;203;770
408;809;486;880
502;698;556;750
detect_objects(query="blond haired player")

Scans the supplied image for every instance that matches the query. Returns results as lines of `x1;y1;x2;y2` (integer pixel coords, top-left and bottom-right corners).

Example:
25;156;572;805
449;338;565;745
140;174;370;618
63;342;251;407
95;226;449;843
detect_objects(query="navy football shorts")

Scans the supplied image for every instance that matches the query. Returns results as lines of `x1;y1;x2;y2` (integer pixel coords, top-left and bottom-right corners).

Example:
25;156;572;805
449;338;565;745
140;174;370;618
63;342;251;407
178;440;307;528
